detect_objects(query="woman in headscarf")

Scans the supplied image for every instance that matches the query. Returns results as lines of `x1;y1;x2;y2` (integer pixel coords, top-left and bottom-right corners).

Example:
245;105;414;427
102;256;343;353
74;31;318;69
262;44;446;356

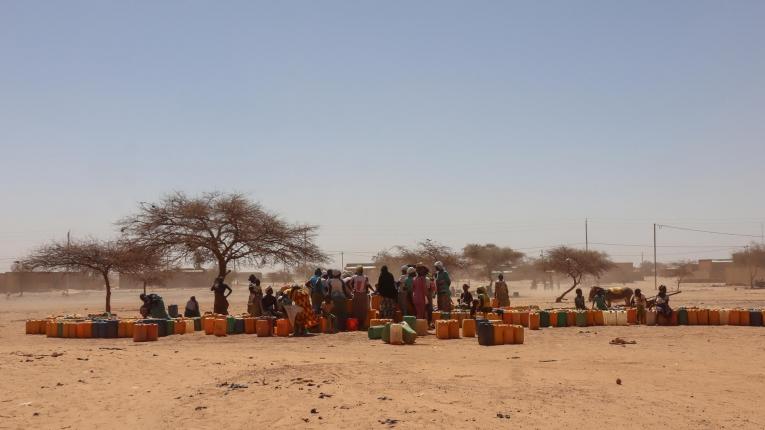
328;270;350;331
287;285;318;336
398;266;415;315
412;264;432;320
184;296;201;317
247;275;263;316
494;273;510;308
350;266;374;330
434;261;452;312
211;276;232;315
376;265;398;319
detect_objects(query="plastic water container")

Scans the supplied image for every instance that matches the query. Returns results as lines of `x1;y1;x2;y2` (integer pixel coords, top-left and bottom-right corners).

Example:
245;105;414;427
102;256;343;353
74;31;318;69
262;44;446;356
256;318;272;337
214;318;227;336
368;325;384;339
719;309;730;325
697;309;710;325
401;322;417;344
494;324;507;345
603;311;616;326
436;320;450;339
749;310;763;327
477;321;494;346
513;325;525;344
234;318;245;334
389;324;404;345
645;310;657;326
462;319;476;337
276;319;291;336
528;313;540;330
448;319;460;338
556;311;567;327
538;311;550;328
415;319;428;336
615;311;628;326
677;308;689;325
502;324;514;344
403;315;417;330
575;311;587;327
185;319;195;334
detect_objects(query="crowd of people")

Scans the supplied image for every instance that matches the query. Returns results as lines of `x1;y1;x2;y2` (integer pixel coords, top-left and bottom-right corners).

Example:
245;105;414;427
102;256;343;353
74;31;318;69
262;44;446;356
140;265;677;334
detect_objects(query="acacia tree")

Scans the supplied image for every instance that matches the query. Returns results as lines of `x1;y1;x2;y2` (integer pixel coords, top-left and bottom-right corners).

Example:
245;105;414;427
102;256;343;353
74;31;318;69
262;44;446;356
373;239;463;273
536;246;613;302
732;244;765;288
118;242;171;295
671;260;695;291
118;192;326;282
463;243;524;283
23;238;130;312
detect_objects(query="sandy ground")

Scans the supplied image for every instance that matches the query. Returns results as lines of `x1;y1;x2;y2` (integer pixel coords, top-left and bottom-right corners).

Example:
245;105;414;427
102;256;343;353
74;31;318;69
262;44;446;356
2;278;765;429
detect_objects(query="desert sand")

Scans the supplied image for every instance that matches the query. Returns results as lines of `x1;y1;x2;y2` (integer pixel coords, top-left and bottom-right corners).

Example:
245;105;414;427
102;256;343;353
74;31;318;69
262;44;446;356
2;278;765;429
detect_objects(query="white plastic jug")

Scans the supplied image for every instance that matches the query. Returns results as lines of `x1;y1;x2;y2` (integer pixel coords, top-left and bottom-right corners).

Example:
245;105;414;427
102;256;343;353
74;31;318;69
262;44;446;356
604;311;617;326
389;323;404;345
185;319;195;333
616;310;628;326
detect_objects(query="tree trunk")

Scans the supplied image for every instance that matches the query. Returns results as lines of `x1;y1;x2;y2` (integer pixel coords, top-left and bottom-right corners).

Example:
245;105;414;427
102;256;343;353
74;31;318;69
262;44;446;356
103;273;111;314
555;277;578;303
217;259;228;280
143;280;147;295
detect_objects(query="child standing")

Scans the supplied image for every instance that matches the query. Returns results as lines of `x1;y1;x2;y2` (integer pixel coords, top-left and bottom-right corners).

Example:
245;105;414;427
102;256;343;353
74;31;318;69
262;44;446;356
574;288;586;310
632;288;647;324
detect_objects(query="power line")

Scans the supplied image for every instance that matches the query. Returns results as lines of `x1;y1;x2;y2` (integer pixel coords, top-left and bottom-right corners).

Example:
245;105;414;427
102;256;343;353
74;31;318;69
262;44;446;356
657;224;762;238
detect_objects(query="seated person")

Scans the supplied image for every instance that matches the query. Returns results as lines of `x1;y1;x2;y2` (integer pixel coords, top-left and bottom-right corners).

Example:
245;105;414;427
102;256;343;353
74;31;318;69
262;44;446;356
184;296;201;318
261;287;283;318
592;290;609;311
655;285;672;317
458;284;474;309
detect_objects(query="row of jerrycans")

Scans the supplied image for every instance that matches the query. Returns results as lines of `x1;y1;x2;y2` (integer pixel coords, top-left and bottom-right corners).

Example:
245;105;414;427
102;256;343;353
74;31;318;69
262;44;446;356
477;321;525;346
34;318;197;340
674;308;764;326
201;315;289;337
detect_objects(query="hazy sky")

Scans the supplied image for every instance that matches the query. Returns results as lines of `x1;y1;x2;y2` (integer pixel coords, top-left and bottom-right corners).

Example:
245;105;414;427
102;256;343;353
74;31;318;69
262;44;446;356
1;1;764;271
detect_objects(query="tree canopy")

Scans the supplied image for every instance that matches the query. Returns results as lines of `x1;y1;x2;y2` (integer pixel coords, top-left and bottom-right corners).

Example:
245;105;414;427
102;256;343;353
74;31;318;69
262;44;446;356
23;238;134;312
463;243;524;281
732;243;765;288
118;191;326;280
536;246;613;302
373;239;463;273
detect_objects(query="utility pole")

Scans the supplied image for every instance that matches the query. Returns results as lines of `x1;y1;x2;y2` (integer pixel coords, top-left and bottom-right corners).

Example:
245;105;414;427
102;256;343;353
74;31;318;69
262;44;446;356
340;251;344;270
585;218;589;251
66;230;71;293
653;223;658;290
